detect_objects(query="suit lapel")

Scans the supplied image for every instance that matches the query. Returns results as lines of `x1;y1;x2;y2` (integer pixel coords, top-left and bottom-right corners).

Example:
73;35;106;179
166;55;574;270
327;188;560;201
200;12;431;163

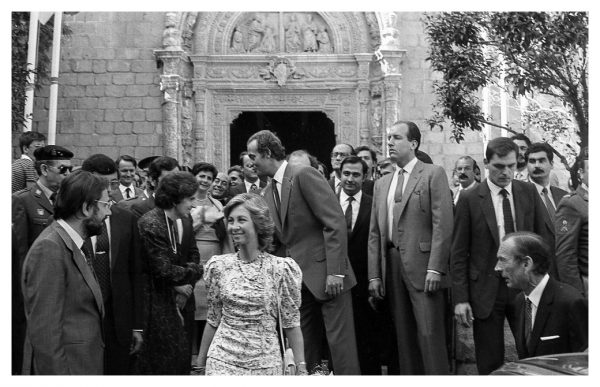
378;173;394;236
110;188;124;203
263;179;282;232
55;223;105;317
393;160;423;224
108;216;119;271
280;165;293;224
479;181;500;247
512;181;527;231
527;278;555;355
351;194;370;239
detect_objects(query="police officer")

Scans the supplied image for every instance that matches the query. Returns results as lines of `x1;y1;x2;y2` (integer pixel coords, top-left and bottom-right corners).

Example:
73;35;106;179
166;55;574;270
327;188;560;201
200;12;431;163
555;147;588;297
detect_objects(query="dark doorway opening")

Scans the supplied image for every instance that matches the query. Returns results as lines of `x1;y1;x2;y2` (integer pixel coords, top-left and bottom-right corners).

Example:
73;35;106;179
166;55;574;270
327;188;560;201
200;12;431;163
230;111;336;172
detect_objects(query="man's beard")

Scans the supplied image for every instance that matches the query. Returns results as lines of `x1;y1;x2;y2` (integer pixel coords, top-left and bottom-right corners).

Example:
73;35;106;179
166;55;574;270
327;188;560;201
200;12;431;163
83;216;104;237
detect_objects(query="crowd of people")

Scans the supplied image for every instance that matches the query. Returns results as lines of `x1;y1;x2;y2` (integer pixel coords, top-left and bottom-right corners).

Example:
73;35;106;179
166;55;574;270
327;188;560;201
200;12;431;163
11;120;588;375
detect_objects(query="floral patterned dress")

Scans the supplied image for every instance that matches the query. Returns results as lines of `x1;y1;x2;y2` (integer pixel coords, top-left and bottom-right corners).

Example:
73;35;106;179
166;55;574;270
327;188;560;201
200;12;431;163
204;252;302;375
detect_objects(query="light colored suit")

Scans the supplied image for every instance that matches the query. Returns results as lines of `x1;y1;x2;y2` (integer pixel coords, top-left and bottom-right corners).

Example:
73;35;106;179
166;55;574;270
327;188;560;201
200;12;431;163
21;221;104;375
368;159;453;374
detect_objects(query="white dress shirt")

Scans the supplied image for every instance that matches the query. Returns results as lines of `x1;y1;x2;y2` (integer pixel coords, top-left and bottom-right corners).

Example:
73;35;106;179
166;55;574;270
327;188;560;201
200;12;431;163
244;178;261;193
387;157;418;242
486;179;517;240
57;219;85;251
119;183;135;199
340;189;362;231
454;180;477;205
272;160;288;199
525;273;550;329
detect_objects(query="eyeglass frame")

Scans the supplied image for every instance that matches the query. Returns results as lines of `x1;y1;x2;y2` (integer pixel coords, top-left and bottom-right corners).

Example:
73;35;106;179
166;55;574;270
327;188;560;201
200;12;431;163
95;199;115;209
330;152;351;159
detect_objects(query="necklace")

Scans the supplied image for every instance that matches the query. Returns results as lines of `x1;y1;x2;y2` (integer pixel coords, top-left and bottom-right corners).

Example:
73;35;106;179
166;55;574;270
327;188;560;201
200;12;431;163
236;252;265;282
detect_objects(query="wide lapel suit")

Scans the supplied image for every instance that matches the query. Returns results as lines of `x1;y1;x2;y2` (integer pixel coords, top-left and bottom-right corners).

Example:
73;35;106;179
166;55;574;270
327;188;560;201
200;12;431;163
21;221;104;375
515;278;588;359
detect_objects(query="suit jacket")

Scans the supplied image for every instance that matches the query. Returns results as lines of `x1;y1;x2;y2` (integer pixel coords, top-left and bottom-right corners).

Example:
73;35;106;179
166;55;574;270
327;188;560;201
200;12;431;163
451;179;555;319
263;163;356;300
368;159;454;291
21;221;104;375
106;206;144;345
111;186;143;203
12;182;55;251
128;195;156;218
550;185;568;206
555;186;588;292
515;277;587;359
347;193;373;297
329;176;374;197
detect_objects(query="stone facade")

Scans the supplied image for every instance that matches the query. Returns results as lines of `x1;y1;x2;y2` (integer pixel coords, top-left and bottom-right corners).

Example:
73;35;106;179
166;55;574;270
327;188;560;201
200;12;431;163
21;11;485;178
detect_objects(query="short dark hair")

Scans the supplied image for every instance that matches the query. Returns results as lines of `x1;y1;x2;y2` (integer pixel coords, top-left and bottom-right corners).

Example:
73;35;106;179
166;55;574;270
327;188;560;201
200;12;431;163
81;154;118;175
154;171;199;209
228;165;243;176
416;149;433;164
502;231;551;276
355;145;377;164
191;162;218;179
247;130;286;161
115;155;137;169
19;131;46;153
485;137;519;161
340;155;368;176
510;133;532;147
148;156;179;181
525;142;554;163
394;120;421;151
54;170;108;220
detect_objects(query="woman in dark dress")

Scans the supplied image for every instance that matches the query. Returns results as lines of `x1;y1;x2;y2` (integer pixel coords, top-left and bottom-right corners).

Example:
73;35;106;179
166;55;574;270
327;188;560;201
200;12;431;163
135;171;203;374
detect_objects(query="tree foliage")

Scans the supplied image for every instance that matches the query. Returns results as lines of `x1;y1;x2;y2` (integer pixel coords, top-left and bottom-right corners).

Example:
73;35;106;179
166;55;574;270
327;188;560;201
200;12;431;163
423;12;588;165
12;12;71;133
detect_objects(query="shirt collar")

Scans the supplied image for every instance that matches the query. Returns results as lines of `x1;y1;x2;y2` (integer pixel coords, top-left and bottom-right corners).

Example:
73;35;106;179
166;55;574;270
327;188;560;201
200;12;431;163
119;183;133;192
37;180;55;201
21;154;32;161
526;273;550;308
340;189;362;204
459;180;477;191
529;178;551;195
581;183;588;192
273;160;288;184
399;156;418;175
56;219;85;249
487;179;513;197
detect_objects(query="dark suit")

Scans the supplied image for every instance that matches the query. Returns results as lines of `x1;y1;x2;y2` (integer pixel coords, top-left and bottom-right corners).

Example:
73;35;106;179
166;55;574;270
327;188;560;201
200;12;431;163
263;163;360;374
514;277;587;359
101;206;145;374
21;221;104;375
111;186;143;203
128;195;155;218
550;186;568;206
12;182;54;251
228;179;266;196
368;159;453;374
451;179;554;374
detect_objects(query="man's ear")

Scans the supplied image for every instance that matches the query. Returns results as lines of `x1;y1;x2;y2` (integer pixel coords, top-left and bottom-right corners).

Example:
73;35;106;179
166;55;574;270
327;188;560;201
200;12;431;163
81;201;94;217
522;255;534;270
40;163;49;177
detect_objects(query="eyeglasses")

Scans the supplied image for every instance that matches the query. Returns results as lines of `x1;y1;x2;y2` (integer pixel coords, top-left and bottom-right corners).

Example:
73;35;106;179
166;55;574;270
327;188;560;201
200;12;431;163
96;199;114;209
50;165;73;174
331;152;350;158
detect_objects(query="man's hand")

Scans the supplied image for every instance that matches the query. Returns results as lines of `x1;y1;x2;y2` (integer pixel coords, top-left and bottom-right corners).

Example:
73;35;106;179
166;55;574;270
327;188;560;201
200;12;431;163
424;271;441;293
174;284;193;297
368;278;385;300
325;275;344;297
204;207;224;224
454;302;474;328
129;331;143;354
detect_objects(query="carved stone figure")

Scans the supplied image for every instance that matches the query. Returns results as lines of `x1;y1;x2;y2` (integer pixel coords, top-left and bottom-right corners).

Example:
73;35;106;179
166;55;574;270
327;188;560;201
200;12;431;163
381;12;401;50
247;15;264;53
162;12;181;50
259;25;276;53
230;28;245;53
302;14;318;52
371;99;382;130
317;26;332;53
285;14;302;53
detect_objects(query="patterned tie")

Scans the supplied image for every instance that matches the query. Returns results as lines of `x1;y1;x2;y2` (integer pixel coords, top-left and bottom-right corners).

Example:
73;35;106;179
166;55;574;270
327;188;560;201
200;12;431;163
541;187;555;221
394;169;405;203
345;196;354;233
125;187;131;199
500;188;515;234
271;178;281;221
250;183;258;192
524;297;533;344
92;222;111;303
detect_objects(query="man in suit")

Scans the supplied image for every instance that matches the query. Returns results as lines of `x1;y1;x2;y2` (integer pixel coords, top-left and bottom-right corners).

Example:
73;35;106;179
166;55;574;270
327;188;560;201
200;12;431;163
21;170;110;374
526;142;568;221
452;137;554;374
81;154;145;374
355;145;377;181
247;130;360;374
495;232;587;358
111;155;143;202
368;120;453;374
328;143;354;193
124;156;179;217
229;151;266;195
452;156;479;206
12;131;46;193
555;148;588;297
210;172;231;205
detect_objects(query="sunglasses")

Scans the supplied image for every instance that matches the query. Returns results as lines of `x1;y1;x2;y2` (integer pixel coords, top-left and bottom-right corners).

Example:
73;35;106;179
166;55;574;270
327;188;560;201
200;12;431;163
50;165;73;174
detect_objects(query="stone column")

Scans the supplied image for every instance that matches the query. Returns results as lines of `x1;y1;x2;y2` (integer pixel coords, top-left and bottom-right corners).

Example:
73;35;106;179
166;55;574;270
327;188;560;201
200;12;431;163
154;50;185;160
377;49;406;134
355;54;373;146
192;55;209;164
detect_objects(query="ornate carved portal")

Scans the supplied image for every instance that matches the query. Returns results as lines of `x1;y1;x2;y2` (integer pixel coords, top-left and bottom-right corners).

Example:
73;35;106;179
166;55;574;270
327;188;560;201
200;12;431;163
155;11;406;171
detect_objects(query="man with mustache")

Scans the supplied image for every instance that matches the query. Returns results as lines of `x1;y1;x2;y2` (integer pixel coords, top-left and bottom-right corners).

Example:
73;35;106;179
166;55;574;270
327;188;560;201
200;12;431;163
21;170;111;374
452;156;480;206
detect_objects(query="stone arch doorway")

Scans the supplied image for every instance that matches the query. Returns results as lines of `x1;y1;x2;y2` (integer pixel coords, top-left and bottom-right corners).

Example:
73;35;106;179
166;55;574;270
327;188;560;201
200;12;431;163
230;111;335;170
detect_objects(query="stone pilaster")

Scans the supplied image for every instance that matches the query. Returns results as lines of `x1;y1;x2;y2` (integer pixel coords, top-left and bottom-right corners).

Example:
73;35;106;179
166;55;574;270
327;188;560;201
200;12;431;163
377;48;406;134
355;53;373;146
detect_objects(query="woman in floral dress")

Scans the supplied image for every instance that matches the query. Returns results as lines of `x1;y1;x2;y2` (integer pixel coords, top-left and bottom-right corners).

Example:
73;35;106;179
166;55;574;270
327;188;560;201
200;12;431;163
195;193;307;375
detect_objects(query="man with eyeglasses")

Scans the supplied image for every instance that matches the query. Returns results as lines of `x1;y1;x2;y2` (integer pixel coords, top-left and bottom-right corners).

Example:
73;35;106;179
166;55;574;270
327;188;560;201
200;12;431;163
21;170;111;374
328;143;355;195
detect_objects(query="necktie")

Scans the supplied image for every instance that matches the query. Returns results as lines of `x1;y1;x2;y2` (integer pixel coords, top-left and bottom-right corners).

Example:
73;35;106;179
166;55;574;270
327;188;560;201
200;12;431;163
345;196;354;233
92;222;111;303
524;297;533;343
500;188;515;234
271;178;281;220
125;187;131;199
394;169;405;203
81;238;100;285
250;183;258;192
541;187;555;221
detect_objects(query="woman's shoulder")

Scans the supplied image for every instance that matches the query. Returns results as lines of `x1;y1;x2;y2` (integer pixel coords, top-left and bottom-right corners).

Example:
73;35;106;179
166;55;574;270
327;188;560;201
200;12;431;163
265;253;301;274
206;252;237;267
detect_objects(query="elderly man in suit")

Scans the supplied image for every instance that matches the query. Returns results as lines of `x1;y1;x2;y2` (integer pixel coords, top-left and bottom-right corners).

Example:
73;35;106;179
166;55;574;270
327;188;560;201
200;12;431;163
368;120;454;375
80;154;144;374
247;130;360;374
452;137;554;374
111;155;143;202
21;170;110;374
495;232;587;358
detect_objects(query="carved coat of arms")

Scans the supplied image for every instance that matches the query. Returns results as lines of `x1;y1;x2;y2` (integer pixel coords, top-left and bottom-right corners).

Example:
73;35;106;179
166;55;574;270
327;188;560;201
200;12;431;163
259;56;305;86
